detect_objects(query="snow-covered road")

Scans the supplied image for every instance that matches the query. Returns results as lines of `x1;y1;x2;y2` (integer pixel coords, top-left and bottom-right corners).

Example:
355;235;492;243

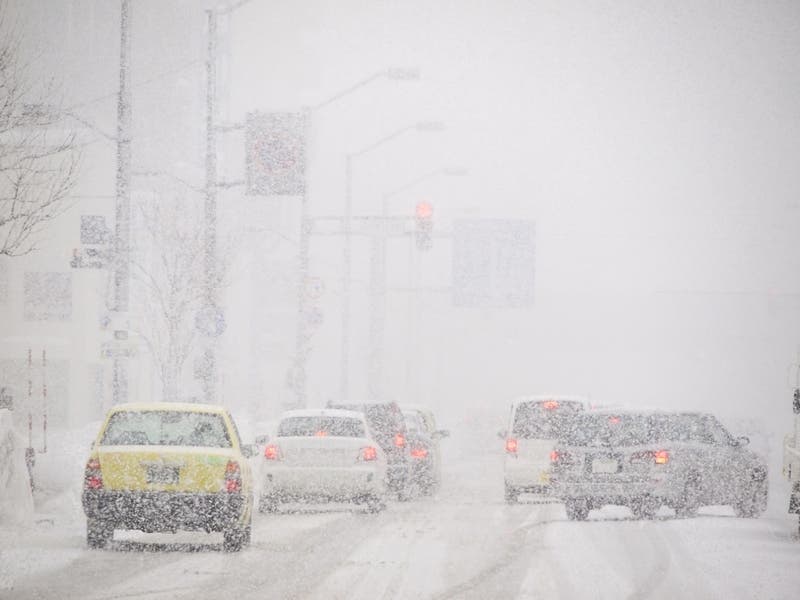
2;454;799;599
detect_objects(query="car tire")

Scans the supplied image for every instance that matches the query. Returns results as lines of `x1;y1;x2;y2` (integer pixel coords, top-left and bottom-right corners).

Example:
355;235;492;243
676;477;700;518
565;499;589;521
223;516;251;552
504;482;519;505
363;495;386;514
87;518;113;549
734;477;768;518
258;494;279;514
631;497;658;520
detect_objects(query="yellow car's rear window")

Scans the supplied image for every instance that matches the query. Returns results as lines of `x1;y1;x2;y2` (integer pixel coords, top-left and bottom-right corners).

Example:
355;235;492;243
100;410;232;448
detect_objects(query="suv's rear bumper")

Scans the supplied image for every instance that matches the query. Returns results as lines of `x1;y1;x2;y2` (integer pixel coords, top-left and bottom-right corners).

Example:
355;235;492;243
82;490;246;532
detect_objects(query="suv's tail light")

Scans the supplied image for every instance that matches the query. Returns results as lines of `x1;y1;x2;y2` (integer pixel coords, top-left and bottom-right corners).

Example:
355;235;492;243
84;457;103;490
394;433;406;448
653;450;670;465
225;460;242;493
410;446;428;459
630;450;670;465
360;446;378;461
505;438;518;454
542;400;559;410
264;443;281;460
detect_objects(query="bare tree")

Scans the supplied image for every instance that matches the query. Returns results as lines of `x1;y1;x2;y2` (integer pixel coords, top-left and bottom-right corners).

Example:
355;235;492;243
0;10;79;257
130;192;230;402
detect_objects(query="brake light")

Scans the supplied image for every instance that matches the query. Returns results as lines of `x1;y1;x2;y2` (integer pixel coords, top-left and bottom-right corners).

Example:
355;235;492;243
542;400;559;410
608;416;621;425
84;457;103;490
550;449;571;464
630;450;670;465
225;460;241;493
314;430;328;437
505;438;518;454
264;444;281;460
411;446;428;459
394;433;406;448
361;446;378;461
654;450;670;465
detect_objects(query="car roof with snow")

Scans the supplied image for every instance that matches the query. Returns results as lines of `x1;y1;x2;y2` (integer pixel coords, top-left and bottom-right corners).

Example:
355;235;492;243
278;408;367;421
105;402;228;414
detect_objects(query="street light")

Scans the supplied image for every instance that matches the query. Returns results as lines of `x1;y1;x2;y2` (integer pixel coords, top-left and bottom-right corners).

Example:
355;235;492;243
340;122;446;402
290;67;421;409
367;167;468;401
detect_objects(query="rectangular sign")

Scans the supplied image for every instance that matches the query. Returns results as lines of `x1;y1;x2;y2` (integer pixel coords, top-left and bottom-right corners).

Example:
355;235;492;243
245;111;306;196
452;219;535;308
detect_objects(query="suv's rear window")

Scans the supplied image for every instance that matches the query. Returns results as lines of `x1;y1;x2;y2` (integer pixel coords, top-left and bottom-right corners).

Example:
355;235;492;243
560;414;653;447
512;400;583;439
101;411;231;448
278;416;365;438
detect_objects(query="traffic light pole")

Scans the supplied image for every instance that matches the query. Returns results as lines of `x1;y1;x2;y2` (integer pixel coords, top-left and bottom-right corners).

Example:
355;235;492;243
112;0;132;405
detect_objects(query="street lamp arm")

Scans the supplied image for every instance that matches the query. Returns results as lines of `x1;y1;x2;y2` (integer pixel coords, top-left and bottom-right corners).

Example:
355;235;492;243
310;71;386;112
382;170;443;203
216;0;261;15
350;125;415;159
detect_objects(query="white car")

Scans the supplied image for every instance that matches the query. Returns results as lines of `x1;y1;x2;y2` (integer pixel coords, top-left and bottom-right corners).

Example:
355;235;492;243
259;409;388;513
500;395;587;503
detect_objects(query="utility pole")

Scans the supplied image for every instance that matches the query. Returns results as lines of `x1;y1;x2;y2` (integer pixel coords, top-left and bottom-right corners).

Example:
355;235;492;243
201;8;219;404
113;0;132;404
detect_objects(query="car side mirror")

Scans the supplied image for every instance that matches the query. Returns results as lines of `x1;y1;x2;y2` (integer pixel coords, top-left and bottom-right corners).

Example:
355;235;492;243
794;388;800;414
432;429;450;440
497;429;507;440
735;436;750;447
255;434;270;445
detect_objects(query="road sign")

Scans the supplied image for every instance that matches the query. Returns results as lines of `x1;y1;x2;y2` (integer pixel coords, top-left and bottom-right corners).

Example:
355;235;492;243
245;111;306;196
452;219;535;308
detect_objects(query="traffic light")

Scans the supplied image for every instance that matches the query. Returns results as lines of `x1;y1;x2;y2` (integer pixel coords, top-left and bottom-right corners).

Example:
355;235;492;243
414;201;433;251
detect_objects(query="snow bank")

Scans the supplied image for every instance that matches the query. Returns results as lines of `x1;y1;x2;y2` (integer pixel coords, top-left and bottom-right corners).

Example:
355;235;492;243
0;409;34;527
32;421;101;524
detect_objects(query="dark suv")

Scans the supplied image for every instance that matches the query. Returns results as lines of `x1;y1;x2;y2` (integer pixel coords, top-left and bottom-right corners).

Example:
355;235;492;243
327;401;413;499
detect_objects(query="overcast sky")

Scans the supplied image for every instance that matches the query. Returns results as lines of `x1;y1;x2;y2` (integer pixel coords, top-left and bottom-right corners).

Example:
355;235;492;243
9;0;800;443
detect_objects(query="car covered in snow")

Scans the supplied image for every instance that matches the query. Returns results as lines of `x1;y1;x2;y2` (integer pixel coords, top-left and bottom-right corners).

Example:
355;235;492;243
549;410;769;520
326;401;413;499
400;405;449;495
81;402;255;551
259;408;388;513
500;395;587;503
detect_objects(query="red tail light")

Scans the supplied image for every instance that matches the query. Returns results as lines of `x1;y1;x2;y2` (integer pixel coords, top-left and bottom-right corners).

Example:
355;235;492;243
505;438;518;454
361;446;378;461
225;460;242;493
550;449;571;464
411;446;428;459
542;400;559;410
630;450;670;465
84;457;103;490
314;430;328;437
653;450;670;465
394;433;406;448
264;444;281;460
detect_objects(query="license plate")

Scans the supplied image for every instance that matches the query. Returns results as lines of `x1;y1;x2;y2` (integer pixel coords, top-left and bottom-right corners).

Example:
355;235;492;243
146;465;179;484
591;458;620;474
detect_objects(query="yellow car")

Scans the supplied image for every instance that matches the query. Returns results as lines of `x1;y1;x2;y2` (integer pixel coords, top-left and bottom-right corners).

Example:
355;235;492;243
81;402;255;551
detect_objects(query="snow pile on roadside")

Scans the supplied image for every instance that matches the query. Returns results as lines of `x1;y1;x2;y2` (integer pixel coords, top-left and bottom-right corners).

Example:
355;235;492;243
0;409;34;527
32;421;101;524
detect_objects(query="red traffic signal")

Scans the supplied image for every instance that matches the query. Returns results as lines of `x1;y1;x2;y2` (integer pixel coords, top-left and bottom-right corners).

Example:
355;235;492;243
414;202;433;251
415;201;433;219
